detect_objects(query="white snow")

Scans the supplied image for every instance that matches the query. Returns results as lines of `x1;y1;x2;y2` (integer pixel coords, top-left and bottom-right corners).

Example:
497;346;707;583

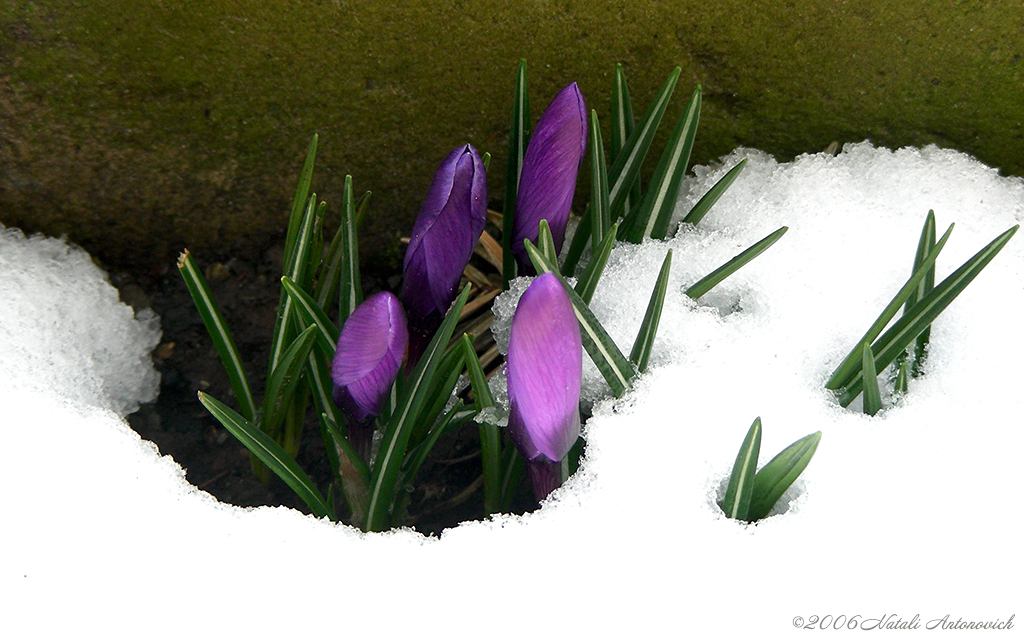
2;142;1020;636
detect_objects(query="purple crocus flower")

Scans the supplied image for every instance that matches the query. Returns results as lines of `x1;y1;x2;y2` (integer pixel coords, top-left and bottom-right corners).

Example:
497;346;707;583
331;291;408;459
401;144;488;364
512;82;587;272
506;272;583;501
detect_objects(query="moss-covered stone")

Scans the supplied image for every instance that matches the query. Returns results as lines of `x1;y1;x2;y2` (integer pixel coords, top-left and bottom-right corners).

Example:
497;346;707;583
1;0;1022;273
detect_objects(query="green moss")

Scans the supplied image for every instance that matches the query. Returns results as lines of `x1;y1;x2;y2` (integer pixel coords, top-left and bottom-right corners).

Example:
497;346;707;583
2;0;1022;273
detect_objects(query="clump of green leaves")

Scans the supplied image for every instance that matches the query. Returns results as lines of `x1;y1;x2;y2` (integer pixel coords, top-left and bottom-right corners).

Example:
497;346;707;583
721;417;821;522
511;62;788;398
176;59;789;531
825;211;1018;414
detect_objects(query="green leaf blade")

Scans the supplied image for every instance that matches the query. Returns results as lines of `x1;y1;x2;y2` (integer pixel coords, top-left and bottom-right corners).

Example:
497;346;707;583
836;225;1018;406
826;223;953;391
722;417;762;521
621;85;701;243
589;110;611;250
177;251;257;423
260;325;318;442
282;276;340;360
681;158;747;228
747;431;821;522
269;194;320;376
907;210;937;377
575;221;619;304
607;67;681;222
685;226;789;300
283;134;318;270
502;59;530;289
610;63;641;220
629;249;672;374
199;392;332;519
861;342;882;416
537;219;559;269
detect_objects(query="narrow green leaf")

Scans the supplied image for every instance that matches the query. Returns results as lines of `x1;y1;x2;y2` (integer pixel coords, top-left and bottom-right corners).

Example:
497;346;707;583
524;239;636;397
315;213;345;311
306;346;343;437
861;342;882;415
722;417;762;521
589;110;611;249
686;226;789;300
315;179;364;312
354;190;372;232
337;176;362;324
482;151;491;171
199;391;332;519
610;63;641;220
283;134;318;271
499;444;525;512
894;357;909;397
747;431;821;521
537;219;559;269
681;158;748;228
621;85;701;243
365;285;473;531
460;334;500;515
413;344;466;447
561;210;592;277
503;59;530;289
629;249;672;373
269;194;320;376
607;67;681;222
460;334;494;410
401;405;475;491
303;200;327;292
575;221;619;304
826;223;954;390
835;225;1017;406
260;325;318;442
282;275;340;360
609;64;634;161
177;251;257;423
906;210;937;377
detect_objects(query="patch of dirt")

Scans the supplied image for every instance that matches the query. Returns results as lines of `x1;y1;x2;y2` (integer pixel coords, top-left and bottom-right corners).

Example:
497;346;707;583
117;248;531;536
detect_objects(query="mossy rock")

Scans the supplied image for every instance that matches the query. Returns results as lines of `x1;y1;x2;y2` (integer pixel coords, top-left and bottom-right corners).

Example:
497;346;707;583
1;0;1021;274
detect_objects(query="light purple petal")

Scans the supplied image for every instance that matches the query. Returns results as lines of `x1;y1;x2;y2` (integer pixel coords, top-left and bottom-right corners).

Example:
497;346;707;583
512;83;587;268
506;272;582;463
331;291;408;422
402;144;487;320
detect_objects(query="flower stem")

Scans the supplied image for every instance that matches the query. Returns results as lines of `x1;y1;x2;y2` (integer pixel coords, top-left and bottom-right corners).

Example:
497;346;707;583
526;457;567;502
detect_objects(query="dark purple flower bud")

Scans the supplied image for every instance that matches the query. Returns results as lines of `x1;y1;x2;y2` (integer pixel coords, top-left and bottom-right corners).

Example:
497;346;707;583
332;291;408;457
512;83;587;271
401;145;487;362
506;272;582;501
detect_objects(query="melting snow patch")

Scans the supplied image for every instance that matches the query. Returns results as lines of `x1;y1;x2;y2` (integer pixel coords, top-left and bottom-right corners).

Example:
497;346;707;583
2;142;1021;636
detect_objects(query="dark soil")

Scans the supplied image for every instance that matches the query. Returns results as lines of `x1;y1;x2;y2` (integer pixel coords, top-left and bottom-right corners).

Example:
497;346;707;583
116;248;530;536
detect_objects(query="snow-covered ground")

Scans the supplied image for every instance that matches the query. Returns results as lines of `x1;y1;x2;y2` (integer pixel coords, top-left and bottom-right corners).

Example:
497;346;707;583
2;143;1020;636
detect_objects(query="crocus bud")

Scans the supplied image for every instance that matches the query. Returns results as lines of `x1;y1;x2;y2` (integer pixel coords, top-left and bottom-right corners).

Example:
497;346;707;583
401;144;488;363
512;83;587;272
506;272;583;501
332;291;408;459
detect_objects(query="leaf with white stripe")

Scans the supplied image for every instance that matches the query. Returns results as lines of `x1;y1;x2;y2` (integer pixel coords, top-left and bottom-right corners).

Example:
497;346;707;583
722;417;762;521
621;85;701;243
836;225;1017;406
